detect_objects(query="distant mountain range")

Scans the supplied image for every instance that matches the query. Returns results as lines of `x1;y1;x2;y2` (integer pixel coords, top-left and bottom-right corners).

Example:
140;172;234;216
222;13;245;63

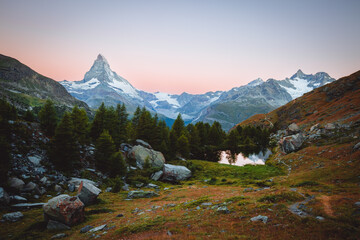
61;54;335;130
0;54;90;114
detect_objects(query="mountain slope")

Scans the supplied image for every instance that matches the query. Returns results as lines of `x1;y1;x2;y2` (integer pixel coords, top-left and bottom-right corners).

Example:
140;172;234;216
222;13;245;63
0;54;90;112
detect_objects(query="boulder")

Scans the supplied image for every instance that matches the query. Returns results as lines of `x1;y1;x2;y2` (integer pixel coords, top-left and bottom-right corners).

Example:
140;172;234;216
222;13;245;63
51;233;67;239
80;225;94;233
0;187;10;206
43;194;85;226
135;139;152;149
128;145;165;169
162;164;192;182
77;181;101;206
127;190;159;199
47;220;71;230
54;184;63;193
8;177;25;192
279;133;304;154
151;170;163;181
2;211;24;222
288;123;300;134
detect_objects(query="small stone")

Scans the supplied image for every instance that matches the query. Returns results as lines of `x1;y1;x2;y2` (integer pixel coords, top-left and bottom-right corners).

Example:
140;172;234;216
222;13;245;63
89;224;107;233
201;202;213;206
80;225;93;233
250;215;268;223
217;206;230;214
354;202;360;207
316;216;325;221
2;212;24;222
51;233;67;239
105;187;112;192
116;214;124;217
167;230;172;236
196;206;201;210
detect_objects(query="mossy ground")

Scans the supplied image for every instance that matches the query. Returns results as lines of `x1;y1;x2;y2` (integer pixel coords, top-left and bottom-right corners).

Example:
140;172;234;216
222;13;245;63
1;153;359;239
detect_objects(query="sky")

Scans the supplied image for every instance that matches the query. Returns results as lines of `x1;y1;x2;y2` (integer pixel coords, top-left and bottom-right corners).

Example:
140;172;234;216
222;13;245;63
0;0;359;94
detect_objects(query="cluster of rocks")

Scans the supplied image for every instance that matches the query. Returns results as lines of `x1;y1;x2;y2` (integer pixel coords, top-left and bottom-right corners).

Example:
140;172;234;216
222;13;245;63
123;139;192;183
273;122;355;154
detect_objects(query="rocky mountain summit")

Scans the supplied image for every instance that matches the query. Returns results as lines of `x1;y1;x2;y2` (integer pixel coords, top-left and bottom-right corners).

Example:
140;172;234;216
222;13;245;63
60;54;335;130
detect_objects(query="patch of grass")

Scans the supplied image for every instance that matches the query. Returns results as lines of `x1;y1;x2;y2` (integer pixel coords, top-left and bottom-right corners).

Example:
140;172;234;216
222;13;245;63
183;196;210;208
184;160;284;182
225;196;247;203
258;192;304;203
292;181;320;187
116;216;167;235
86;208;114;215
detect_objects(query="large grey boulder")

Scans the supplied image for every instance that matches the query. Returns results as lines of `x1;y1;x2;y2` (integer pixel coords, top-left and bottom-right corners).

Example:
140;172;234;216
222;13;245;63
8;177;25;192
0;187;10;206
43;194;84;226
77;182;101;206
128;145;165;169
279;133;304;154
127;190;159;199
162;164;192;182
2;212;24;222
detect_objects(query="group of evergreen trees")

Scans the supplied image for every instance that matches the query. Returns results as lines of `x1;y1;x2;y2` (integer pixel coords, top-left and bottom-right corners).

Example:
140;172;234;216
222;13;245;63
1;98;271;178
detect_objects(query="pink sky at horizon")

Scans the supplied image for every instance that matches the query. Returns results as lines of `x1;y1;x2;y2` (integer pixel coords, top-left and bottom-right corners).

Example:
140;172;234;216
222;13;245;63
1;0;359;94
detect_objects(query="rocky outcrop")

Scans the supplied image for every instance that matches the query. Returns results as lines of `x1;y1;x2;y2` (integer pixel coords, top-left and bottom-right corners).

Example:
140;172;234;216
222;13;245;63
43;194;85;226
279;133;305;154
162;164;192;182
77;182;101;206
128;145;165;169
68;178;98;189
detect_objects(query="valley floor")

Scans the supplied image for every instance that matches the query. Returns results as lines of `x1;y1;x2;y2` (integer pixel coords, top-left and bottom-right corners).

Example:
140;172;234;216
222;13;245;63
1;145;360;240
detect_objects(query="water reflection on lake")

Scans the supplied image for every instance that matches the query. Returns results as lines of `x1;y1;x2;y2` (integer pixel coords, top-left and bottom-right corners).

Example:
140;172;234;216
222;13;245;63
218;149;272;166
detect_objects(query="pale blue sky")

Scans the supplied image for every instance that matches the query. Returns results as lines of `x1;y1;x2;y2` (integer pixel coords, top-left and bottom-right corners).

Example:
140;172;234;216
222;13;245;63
0;0;359;93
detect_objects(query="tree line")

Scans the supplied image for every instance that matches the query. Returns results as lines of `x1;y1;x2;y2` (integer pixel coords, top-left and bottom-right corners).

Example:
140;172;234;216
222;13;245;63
0;99;271;179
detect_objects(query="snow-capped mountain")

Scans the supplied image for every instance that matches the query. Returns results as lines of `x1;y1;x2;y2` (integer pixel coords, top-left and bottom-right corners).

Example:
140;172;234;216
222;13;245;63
60;54;335;130
61;54;148;112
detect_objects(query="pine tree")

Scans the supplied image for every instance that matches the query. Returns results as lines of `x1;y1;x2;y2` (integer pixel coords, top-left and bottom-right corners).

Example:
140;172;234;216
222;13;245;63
116;103;128;144
171;114;185;139
90;102;107;141
177;134;190;159
50;112;79;171
38;99;57;137
71;105;89;146
95;130;116;174
208;121;225;146
109;151;127;177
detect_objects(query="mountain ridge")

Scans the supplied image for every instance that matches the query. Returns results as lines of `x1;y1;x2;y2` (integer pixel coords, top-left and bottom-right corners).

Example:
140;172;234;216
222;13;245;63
59;54;335;130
